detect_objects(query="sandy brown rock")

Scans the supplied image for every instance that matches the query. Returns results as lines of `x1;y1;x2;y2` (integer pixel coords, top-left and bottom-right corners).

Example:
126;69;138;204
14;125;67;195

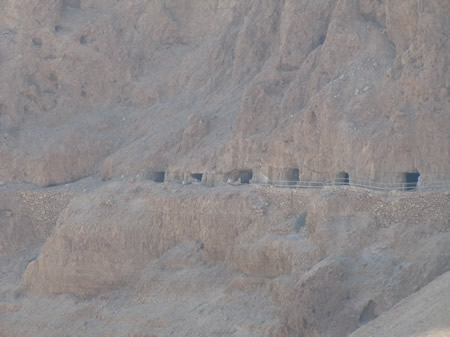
0;187;74;258
22;183;275;296
349;270;450;337
17;181;450;337
0;0;448;187
0;0;449;336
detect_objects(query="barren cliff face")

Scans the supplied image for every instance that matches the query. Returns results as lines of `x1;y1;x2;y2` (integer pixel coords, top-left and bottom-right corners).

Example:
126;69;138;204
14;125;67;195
1;181;449;337
0;0;448;186
0;1;449;337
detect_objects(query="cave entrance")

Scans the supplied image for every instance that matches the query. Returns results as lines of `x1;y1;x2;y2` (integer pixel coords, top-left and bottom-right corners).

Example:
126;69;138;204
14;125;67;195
286;168;300;182
238;170;253;184
336;172;350;185
191;173;203;182
403;171;420;191
285;168;299;186
147;171;165;183
228;170;253;184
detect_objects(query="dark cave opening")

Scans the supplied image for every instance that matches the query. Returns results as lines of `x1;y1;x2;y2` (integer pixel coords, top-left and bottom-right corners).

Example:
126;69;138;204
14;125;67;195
228;170;253;184
238;170;253;184
336;172;350;185
191;173;203;182
403;171;420;191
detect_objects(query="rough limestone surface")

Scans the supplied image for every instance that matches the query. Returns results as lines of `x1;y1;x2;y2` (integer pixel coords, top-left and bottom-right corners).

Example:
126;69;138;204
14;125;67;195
0;0;449;336
349;270;450;337
0;0;449;186
4;181;448;337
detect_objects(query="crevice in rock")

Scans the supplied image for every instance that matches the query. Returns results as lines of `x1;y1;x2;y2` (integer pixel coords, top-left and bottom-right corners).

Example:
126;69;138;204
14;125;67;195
32;37;42;48
359;299;377;324
311;32;328;52
54;25;71;36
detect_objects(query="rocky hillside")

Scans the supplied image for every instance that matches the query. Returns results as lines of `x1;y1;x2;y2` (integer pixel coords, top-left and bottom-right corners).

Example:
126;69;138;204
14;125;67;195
1;180;449;337
349;270;450;337
0;0;449;336
1;0;448;186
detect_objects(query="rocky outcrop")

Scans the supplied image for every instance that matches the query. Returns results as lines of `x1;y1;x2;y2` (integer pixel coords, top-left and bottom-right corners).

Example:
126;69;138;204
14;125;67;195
349;270;450;337
21;182;276;296
19;181;450;336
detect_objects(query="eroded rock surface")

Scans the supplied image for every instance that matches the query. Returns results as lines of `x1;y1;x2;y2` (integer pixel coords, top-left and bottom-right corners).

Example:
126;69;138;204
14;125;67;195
10;181;449;337
349;270;450;337
0;0;449;336
0;0;448;186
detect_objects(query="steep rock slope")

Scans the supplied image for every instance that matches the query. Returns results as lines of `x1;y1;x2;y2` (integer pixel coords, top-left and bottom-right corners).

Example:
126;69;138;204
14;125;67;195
349;270;450;337
0;0;448;186
0;1;449;336
16;181;450;337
